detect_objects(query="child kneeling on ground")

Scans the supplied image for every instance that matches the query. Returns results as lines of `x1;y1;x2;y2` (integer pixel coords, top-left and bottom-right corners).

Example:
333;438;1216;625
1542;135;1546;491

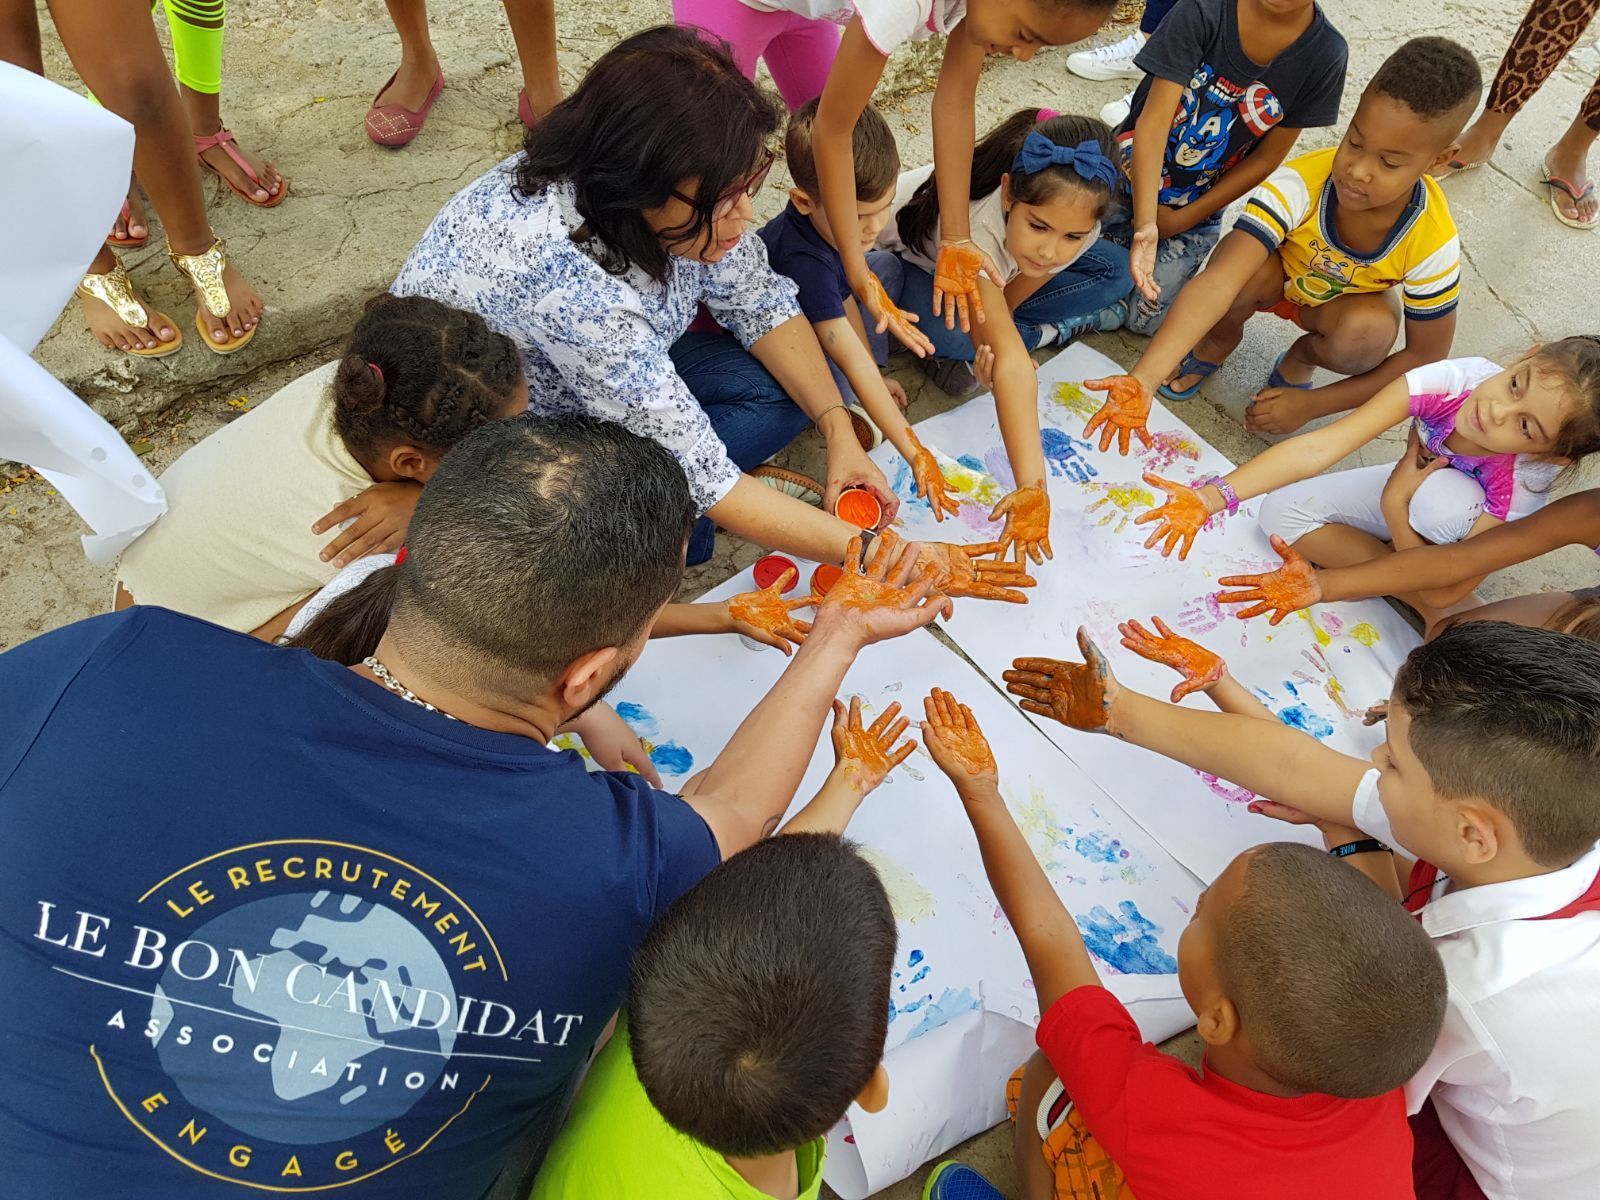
917;687;1445;1200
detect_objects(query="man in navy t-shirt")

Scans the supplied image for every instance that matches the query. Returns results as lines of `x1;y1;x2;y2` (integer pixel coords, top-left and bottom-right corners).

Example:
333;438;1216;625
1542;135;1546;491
0;415;948;1199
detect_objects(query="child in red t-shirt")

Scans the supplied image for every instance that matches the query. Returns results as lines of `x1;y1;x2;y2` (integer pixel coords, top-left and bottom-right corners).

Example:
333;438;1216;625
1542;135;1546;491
918;685;1447;1200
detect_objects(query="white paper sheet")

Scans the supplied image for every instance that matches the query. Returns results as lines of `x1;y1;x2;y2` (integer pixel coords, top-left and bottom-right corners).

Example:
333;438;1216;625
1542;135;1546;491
0;63;167;561
871;342;1421;881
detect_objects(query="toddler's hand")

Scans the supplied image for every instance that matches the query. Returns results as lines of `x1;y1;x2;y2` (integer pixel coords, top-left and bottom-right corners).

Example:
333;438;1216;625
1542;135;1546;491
559;702;661;787
1082;375;1155;455
1118;616;1225;701
908;432;961;522
857;272;933;358
1004;629;1120;733
884;375;910;411
921;687;999;796
830;695;916;796
989;483;1053;566
916;541;1035;603
1216;535;1322;624
1133;472;1211;561
727;567;814;654
972;344;996;390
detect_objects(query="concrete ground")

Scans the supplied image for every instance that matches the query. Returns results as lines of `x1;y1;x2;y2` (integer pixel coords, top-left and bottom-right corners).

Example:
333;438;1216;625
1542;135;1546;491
5;0;1599;1193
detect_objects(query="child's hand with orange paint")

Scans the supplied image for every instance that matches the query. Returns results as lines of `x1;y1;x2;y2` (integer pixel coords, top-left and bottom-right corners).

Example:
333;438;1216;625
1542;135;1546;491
830;695;917;797
1004;629;1122;734
907;432;961;523
1082;375;1155;456
1118;616;1225;702
989;483;1052;566
1133;473;1213;560
922;687;999;802
1217;535;1323;624
727;567;816;654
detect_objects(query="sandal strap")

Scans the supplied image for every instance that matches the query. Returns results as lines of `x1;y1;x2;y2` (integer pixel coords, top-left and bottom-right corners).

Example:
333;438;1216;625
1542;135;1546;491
194;127;264;189
1543;174;1595;201
167;237;231;319
77;262;150;328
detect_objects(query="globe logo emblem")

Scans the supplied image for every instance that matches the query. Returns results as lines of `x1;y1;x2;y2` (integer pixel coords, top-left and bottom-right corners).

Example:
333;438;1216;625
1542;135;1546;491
148;891;458;1144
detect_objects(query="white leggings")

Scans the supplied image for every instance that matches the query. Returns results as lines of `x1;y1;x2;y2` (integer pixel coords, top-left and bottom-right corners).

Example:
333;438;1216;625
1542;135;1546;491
1259;463;1487;547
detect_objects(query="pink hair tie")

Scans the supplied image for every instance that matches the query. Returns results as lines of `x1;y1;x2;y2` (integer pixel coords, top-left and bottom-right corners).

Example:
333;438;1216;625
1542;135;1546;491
1036;108;1061;123
368;362;385;385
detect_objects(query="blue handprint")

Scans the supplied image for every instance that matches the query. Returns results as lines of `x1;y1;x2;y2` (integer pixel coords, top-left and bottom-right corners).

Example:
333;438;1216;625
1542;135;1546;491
1041;428;1098;484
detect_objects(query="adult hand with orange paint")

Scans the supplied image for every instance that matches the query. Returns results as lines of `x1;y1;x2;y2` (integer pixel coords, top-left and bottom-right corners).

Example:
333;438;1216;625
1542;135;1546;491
922;687;999;802
1216;535;1324;624
809;529;952;648
1133;473;1212;561
1118;616;1225;702
915;541;1035;604
1081;375;1155;456
908;431;961;523
989;483;1052;567
727;567;816;655
1003;628;1121;734
855;271;934;358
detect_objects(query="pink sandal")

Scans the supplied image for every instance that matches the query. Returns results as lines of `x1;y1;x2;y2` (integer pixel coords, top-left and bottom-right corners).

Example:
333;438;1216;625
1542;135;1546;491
517;88;541;130
366;67;446;148
106;197;149;249
194;128;288;208
1539;161;1598;231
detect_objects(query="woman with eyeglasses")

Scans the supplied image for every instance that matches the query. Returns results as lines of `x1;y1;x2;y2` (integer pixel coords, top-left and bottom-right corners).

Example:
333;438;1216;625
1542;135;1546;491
393;25;897;568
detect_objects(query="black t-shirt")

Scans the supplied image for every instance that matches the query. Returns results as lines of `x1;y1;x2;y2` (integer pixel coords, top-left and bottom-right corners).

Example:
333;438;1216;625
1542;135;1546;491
758;201;852;324
1117;0;1347;208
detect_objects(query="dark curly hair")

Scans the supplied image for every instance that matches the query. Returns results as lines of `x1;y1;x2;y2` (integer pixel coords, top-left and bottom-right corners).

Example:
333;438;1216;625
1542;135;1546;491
1366;37;1482;122
897;109;1118;257
514;26;783;284
332;294;523;468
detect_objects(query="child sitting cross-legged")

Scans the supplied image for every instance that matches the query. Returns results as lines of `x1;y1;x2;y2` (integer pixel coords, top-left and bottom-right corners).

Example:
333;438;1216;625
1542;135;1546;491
1004;623;1600;1200
529;697;913;1199
1083;37;1483;444
917;686;1446;1200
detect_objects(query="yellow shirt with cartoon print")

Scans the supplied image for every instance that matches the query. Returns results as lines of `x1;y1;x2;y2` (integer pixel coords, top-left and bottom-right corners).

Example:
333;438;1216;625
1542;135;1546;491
1234;147;1460;321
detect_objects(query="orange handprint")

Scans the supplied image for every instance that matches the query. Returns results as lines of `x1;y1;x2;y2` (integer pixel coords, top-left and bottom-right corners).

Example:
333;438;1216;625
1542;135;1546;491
1082;375;1155;456
857;272;933;357
932;242;989;332
1216;535;1322;624
1118;615;1225;702
1133;472;1212;561
988;483;1053;566
909;432;961;522
921;687;997;783
831;696;916;795
727;567;815;653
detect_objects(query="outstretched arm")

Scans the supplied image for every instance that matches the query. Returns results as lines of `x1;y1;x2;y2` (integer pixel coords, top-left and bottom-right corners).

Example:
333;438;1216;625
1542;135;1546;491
922;689;1099;1011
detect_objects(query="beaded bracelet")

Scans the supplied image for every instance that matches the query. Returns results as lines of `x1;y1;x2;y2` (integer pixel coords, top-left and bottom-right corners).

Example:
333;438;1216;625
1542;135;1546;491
1197;475;1240;517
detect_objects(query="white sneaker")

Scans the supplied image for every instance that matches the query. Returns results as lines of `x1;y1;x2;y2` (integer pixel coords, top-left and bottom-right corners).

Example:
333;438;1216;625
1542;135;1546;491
1099;88;1135;127
1066;31;1146;82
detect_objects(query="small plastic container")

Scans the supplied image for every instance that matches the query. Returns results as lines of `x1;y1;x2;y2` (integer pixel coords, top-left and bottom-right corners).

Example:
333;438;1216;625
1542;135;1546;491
811;563;844;597
834;487;883;531
752;553;800;593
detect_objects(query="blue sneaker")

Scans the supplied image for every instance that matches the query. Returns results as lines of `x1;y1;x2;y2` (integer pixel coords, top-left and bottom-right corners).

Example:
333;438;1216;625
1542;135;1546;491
923;1160;1006;1200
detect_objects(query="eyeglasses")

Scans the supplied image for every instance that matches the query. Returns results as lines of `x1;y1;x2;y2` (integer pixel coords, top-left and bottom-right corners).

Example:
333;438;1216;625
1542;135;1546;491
672;147;776;220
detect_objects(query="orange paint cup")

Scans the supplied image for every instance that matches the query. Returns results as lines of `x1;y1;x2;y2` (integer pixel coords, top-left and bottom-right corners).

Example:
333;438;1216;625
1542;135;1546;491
811;563;844;596
752;553;800;593
834;487;883;531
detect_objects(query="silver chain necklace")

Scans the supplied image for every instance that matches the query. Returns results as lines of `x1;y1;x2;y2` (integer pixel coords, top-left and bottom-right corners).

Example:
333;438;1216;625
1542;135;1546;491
363;656;459;722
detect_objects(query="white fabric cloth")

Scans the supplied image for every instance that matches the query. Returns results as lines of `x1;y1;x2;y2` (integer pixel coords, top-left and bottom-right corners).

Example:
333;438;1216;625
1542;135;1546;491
877;163;1100;284
116;362;373;632
1352;770;1600;1200
282;552;398;641
1257;461;1489;548
736;0;966;52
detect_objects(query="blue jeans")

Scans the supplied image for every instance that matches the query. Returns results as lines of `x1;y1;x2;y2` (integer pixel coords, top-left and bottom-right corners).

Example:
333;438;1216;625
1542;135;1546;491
670;330;813;564
885;242;1133;360
1100;202;1223;335
827;249;900;405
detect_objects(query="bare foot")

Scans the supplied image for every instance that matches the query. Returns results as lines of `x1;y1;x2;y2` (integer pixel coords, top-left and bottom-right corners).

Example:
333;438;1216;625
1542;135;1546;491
1544;148;1598;226
1245;388;1317;435
376;55;442;111
108;179;148;245
1166;369;1205;393
197;127;283;205
79;273;179;354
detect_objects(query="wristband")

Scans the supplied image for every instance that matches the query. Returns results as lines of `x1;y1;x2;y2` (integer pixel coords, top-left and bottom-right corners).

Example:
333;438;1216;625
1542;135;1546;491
1329;838;1389;859
1197;476;1239;517
857;527;877;566
813;403;847;434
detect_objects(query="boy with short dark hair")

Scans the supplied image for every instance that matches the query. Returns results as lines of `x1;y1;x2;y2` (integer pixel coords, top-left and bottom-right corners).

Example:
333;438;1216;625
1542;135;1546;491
1004;622;1600;1200
1084;36;1483;444
762;102;961;518
529;833;894;1199
917;687;1445;1200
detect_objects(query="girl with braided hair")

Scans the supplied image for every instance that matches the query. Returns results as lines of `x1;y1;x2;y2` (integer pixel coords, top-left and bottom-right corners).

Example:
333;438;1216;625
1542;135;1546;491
115;294;528;637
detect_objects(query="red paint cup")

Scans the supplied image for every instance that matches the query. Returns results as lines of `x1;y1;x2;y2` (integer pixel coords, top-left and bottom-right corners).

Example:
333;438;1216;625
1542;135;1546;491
752;553;800;593
834;487;883;531
811;563;844;596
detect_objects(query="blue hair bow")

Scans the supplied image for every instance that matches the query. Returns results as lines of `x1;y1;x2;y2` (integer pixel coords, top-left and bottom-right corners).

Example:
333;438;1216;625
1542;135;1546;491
1012;132;1118;189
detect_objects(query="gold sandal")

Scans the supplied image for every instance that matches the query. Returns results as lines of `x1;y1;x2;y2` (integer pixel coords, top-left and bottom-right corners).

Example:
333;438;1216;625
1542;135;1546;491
167;237;255;354
75;262;183;359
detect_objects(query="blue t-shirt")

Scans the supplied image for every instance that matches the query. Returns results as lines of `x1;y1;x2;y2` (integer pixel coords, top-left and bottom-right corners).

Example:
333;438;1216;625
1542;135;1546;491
0;608;720;1199
758;202;852;325
1117;0;1347;209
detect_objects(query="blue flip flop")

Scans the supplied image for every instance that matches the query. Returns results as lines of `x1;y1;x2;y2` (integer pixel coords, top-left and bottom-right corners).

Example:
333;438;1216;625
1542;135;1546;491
1156;352;1219;402
1266;351;1312;391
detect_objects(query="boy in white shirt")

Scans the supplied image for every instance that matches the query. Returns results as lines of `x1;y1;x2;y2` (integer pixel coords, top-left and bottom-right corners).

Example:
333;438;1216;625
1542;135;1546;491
1003;620;1600;1200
